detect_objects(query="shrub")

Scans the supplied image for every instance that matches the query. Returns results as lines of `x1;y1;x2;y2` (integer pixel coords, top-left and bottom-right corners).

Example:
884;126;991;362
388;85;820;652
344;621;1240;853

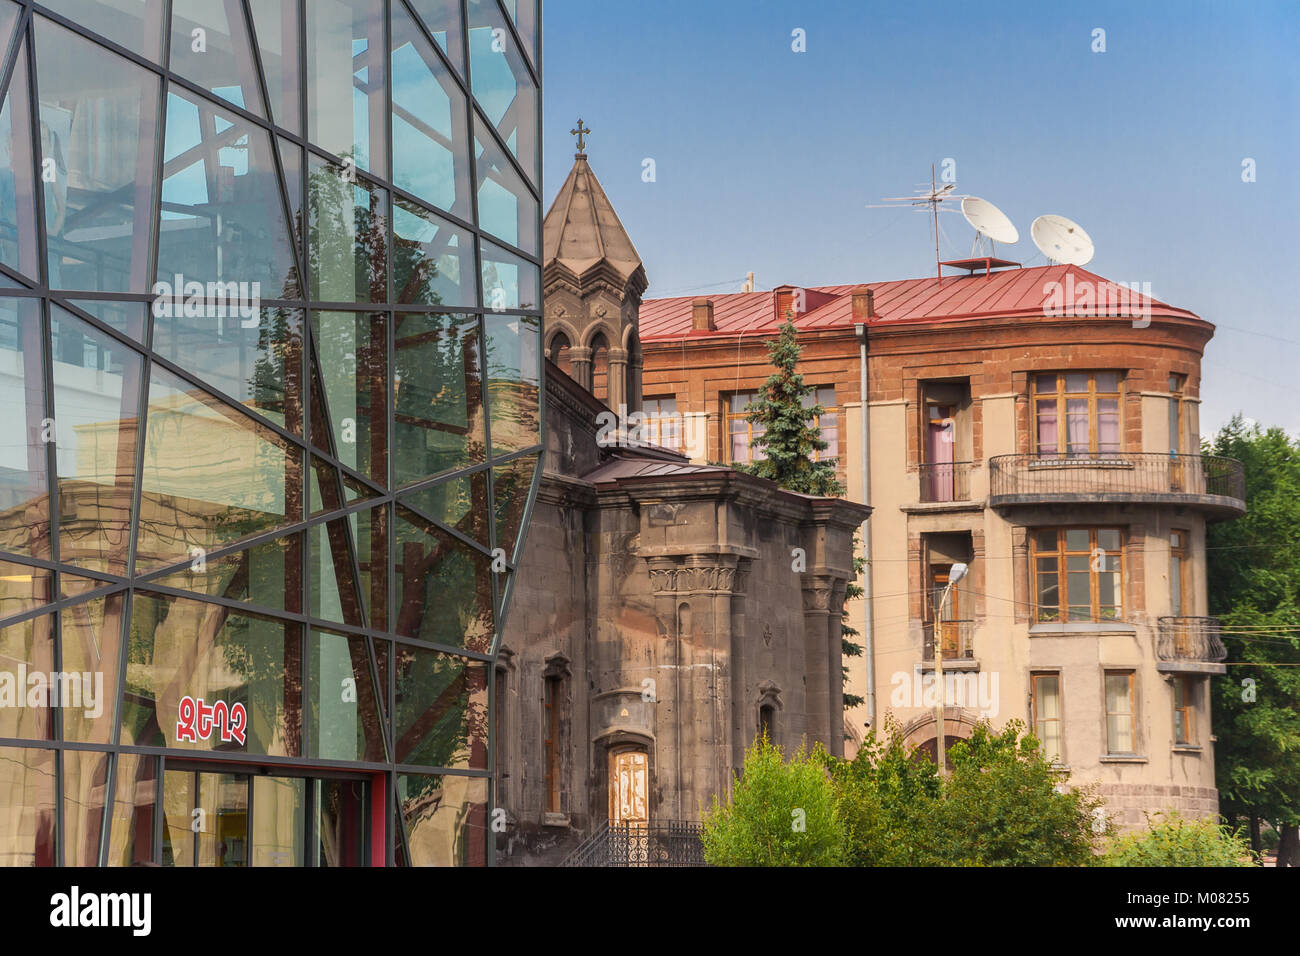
1102;812;1257;867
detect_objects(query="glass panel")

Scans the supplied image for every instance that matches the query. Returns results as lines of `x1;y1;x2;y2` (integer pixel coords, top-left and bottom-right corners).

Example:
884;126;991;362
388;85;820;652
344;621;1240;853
1034;373;1056;393
349;503;386;629
1034;398;1057;454
35;15;162;292
50;305;142;575
1033;529;1057;553
500;0;538;68
153;305;303;435
309;517;364;626
137;364;302;572
0;613;55;740
0;558;53;623
1065;398;1089;456
59;592;125;744
119;591;303;757
484;313;539;455
306;0;385;175
157;88;299;301
1066;557;1090;619
492;455;534;564
399;773;487;866
393;643;488;768
473;114;536;254
1170;554;1183;616
106;752;156;866
309;454;344;516
307;156;387;302
1098;557;1121;618
251;775;305;866
277;137;304;266
393;312;484;485
406;0;464;75
317;777;366;866
0;43;39;279
1097;397;1119;454
307;629;385;761
0;745;56;865
479;238;538;310
393;196;475;307
1095;372;1120;392
1063;373;1089;393
248;0;302;133
1064;528;1089;552
1034;557;1057;620
169;0;266;115
399;469;489;547
311;311;387;481
196;771;248;866
62;299;147;343
467;0;537;185
394;506;492;652
147;533;302;613
62;748;110;865
391;1;471;218
1097;529;1121;552
1105;674;1132;752
40;0;165;62
160;769;194;866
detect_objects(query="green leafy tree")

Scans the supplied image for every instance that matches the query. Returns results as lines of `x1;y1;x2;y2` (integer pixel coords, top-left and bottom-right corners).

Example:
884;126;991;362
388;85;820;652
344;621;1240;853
1101;812;1256;867
1205;416;1300;865
702;736;845;867
736;316;844;496
840;535;866;710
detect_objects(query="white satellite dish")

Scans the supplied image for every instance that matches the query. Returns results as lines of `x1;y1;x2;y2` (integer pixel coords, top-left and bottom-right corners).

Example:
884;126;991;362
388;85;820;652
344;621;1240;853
961;196;1019;245
1031;214;1095;266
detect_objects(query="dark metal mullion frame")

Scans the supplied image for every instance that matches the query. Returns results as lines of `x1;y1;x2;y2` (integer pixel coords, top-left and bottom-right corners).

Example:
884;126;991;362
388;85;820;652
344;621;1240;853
0;4;32;109
491;0;539;91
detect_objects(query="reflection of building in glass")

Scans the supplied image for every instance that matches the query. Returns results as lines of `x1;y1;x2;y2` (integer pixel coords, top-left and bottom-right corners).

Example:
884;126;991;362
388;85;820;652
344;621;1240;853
0;0;541;867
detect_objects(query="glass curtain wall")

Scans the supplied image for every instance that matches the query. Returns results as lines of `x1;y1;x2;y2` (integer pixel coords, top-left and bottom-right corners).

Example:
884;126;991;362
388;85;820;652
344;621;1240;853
0;0;542;867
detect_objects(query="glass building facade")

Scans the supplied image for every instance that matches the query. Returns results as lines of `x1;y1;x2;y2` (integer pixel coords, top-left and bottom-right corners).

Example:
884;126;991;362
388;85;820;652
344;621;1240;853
0;0;542;866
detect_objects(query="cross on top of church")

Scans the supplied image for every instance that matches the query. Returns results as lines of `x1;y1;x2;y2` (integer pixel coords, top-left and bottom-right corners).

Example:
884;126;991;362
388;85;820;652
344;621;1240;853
571;118;590;153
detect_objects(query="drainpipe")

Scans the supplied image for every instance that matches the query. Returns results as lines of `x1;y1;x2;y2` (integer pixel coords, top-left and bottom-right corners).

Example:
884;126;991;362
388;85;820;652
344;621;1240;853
854;320;876;732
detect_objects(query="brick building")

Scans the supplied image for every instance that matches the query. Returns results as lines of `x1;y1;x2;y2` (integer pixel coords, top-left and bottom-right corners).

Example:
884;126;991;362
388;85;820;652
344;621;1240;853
627;263;1245;831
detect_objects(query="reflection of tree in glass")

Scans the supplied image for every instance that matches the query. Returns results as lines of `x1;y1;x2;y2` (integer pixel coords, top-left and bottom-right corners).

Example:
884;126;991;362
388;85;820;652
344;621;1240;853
394;648;485;771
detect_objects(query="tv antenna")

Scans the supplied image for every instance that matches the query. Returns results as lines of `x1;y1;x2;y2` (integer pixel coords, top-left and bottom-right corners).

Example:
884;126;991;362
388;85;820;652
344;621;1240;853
868;163;967;278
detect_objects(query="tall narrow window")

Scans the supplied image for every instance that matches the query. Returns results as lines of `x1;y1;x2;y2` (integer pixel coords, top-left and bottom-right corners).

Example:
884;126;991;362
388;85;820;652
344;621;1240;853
1169;530;1189;617
1173;676;1195;745
1105;671;1136;754
543;676;561;813
642;396;681;451
726;387;837;463
758;704;775;743
1168;374;1186;455
1034;372;1121;458
1031;673;1062;763
1032;528;1123;622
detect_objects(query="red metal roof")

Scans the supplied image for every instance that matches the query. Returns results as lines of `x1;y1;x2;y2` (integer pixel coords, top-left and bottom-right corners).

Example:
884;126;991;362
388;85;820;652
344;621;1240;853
637;264;1202;343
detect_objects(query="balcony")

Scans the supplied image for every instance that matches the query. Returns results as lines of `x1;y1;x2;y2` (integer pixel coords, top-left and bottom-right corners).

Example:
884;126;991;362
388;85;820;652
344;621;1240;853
1156;616;1229;674
919;461;972;503
988;453;1245;518
922;620;976;668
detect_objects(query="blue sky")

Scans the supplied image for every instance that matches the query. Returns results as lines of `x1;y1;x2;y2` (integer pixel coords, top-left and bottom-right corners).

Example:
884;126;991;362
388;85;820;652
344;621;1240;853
541;0;1300;436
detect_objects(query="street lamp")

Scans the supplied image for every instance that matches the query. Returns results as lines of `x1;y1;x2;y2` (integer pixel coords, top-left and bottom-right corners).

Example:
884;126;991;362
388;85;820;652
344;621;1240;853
934;561;969;775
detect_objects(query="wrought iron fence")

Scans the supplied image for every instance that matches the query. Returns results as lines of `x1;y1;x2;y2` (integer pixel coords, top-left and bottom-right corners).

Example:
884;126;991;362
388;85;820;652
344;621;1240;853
1157;616;1228;663
560;821;707;867
919;461;972;502
923;620;975;660
988;453;1244;502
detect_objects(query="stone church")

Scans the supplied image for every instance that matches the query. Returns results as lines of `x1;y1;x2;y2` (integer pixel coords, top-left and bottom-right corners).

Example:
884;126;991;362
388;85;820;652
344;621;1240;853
494;140;870;864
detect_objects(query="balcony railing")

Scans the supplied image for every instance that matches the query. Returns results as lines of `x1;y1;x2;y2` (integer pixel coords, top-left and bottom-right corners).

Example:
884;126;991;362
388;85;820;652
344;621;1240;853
561;821;706;867
919;461;972;502
988;453;1245;516
923;620;975;661
1157;616;1228;664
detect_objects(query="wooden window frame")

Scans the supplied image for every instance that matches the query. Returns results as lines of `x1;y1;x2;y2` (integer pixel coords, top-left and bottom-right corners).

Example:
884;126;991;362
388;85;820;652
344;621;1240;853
1104;670;1137;755
1169;529;1190;617
1173;675;1196;746
1031;671;1064;764
724;387;840;463
1168;374;1187;455
1031;527;1124;623
642;395;682;451
1033;371;1123;458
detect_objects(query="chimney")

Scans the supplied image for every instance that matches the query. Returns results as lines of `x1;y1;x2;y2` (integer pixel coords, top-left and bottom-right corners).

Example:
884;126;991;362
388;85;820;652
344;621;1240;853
742;271;755;293
851;285;876;320
691;297;715;331
774;284;796;320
